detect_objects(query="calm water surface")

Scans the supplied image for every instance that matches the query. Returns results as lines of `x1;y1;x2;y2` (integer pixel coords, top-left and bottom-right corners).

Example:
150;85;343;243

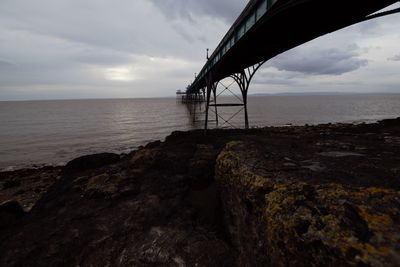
1;95;399;170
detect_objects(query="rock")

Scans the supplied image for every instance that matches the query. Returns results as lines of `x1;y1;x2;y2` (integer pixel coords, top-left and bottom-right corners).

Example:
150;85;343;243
378;117;400;128
0;134;234;266
188;144;219;187
216;140;400;267
0;167;61;212
0;119;399;266
2;179;21;189
130;148;160;170
85;173;119;198
301;161;325;172
63;153;120;175
145;140;162;149
0;201;25;229
318;151;365;157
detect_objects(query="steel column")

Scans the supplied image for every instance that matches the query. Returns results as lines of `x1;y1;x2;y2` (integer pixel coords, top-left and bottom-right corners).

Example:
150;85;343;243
231;61;265;129
204;79;217;131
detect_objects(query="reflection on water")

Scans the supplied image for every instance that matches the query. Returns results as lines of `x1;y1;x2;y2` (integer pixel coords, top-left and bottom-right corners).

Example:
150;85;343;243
183;101;206;128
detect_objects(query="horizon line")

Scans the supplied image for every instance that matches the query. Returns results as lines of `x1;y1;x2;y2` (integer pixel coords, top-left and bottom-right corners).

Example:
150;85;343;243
1;91;400;102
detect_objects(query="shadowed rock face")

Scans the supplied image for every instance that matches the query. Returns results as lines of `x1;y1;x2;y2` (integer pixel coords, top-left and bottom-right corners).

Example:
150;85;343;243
0;119;399;266
0;201;25;230
63;153;121;175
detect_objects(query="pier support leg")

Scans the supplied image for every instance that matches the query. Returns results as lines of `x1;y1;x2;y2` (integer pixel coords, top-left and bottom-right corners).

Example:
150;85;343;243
243;89;249;129
231;61;265;129
204;81;217;132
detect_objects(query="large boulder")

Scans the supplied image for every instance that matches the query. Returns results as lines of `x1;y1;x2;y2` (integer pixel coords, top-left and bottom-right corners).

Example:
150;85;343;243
216;139;400;267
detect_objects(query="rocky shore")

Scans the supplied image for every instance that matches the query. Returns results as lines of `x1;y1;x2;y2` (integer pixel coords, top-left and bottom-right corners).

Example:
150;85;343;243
1;119;399;266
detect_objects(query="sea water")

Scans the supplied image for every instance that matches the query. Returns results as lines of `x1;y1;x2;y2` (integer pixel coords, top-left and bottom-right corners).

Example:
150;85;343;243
1;94;399;170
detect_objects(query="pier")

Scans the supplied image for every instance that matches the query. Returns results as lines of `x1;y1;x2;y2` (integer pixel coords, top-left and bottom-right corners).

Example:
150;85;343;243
181;0;400;129
176;90;205;104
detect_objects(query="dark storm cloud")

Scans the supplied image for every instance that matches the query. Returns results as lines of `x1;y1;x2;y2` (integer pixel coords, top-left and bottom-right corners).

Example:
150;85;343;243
149;0;247;23
388;54;400;61
269;46;368;75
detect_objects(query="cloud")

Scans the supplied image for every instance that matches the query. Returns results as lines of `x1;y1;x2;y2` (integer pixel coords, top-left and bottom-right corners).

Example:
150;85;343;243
0;58;16;69
0;0;399;100
0;0;224;96
73;48;136;66
149;0;247;23
268;46;368;75
252;67;300;85
388;54;400;61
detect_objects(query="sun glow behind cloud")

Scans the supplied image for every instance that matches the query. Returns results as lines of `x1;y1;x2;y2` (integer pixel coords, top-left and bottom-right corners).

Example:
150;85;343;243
102;55;196;82
104;67;136;81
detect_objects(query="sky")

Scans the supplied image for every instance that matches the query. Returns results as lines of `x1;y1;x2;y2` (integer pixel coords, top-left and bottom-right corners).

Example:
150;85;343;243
0;0;399;101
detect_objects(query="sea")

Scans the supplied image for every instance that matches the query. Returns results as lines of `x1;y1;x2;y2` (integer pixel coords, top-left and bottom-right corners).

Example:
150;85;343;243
1;94;399;171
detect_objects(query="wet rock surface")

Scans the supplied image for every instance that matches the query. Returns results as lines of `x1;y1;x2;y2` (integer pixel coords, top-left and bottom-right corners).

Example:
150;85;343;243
0;119;399;266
